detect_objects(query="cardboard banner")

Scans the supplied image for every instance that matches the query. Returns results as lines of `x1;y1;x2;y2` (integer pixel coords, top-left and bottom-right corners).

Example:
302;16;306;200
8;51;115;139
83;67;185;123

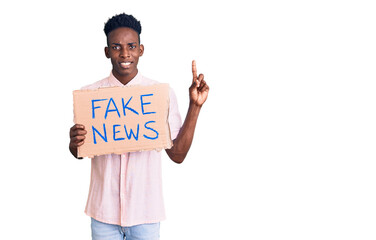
73;84;172;158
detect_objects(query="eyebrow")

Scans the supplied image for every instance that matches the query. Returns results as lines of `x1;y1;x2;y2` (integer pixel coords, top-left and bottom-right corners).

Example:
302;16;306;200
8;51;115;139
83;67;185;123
110;42;137;46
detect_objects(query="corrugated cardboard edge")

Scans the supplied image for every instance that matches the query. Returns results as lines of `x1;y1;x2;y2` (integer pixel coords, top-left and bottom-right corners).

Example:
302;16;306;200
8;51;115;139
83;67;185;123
73;83;173;158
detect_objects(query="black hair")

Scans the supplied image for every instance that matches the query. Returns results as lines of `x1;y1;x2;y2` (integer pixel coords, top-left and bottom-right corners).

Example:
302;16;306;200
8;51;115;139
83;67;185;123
104;13;142;43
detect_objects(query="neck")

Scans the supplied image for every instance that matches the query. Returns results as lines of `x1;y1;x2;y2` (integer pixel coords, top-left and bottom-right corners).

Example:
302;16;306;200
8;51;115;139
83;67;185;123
112;69;138;85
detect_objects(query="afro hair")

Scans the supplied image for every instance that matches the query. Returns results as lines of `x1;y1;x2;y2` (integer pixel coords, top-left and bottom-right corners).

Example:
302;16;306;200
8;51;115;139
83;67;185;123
104;13;142;42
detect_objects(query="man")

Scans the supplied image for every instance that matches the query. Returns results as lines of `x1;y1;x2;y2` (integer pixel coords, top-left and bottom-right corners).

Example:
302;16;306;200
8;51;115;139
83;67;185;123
69;13;209;240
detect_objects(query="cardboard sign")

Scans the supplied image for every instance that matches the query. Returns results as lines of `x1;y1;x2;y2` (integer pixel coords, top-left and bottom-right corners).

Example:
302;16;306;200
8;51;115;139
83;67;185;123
73;84;172;158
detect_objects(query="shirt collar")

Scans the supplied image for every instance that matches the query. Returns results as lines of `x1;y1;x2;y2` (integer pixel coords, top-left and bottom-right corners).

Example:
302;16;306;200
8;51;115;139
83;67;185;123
107;71;142;87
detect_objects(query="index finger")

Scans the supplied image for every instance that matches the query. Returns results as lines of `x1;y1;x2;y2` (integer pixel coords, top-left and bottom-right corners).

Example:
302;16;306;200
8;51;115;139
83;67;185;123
192;60;197;82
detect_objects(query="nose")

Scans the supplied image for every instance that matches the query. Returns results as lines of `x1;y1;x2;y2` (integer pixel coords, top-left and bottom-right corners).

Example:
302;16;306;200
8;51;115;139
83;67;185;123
120;47;130;58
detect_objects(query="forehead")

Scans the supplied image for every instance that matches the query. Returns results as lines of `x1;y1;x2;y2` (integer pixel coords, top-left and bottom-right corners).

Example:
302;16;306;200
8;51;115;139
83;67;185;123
107;27;139;44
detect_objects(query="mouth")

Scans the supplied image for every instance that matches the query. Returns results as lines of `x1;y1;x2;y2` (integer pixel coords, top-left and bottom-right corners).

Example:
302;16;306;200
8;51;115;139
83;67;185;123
120;61;132;68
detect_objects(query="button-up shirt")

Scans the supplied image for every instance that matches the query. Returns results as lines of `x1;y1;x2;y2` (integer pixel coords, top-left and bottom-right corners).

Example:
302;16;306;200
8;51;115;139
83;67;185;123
82;72;182;227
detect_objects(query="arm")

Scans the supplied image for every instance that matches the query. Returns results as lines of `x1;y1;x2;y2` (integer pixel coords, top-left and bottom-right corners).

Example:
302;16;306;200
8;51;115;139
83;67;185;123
69;124;87;159
165;60;209;163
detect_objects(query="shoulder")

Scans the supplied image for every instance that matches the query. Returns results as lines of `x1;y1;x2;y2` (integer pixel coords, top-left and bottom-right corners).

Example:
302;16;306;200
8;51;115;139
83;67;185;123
140;75;176;92
80;77;109;90
138;75;160;86
140;75;178;100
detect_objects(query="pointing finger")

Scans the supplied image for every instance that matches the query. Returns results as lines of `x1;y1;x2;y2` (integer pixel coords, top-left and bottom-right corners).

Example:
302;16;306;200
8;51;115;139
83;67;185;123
192;60;197;83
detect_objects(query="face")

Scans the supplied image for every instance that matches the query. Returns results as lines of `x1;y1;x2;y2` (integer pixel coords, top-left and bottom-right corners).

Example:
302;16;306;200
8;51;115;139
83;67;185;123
105;27;144;84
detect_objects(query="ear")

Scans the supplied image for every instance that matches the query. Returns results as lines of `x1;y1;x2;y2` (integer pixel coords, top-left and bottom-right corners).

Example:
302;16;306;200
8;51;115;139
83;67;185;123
104;46;110;58
139;44;144;56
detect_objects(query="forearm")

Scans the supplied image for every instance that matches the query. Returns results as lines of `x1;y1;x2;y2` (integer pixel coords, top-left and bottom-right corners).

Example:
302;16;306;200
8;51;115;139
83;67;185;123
166;103;201;163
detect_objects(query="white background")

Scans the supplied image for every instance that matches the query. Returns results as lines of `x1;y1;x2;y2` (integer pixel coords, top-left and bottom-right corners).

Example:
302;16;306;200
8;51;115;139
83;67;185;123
0;0;376;239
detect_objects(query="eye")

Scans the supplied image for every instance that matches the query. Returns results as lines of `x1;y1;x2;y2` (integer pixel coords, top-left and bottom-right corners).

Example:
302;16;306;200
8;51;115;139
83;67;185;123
129;45;136;49
112;45;121;50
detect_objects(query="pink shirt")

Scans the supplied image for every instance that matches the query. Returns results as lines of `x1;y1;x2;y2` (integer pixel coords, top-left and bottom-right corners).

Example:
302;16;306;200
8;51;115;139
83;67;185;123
81;72;182;227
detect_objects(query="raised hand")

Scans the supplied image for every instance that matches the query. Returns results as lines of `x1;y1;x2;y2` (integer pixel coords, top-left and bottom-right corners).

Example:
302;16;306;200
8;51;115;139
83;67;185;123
189;60;209;107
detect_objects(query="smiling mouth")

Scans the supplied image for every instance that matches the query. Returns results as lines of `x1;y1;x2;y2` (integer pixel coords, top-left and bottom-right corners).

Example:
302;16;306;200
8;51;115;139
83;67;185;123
120;62;132;68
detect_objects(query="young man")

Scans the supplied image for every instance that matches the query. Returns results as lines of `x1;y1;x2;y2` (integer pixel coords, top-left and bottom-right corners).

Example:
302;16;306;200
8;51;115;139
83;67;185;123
69;13;209;240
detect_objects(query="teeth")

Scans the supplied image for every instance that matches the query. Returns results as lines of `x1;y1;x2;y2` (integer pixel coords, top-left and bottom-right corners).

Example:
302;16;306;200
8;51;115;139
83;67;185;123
121;62;131;66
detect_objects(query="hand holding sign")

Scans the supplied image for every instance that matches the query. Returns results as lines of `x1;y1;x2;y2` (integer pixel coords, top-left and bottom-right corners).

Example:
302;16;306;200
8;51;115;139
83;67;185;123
189;60;209;107
69;124;87;158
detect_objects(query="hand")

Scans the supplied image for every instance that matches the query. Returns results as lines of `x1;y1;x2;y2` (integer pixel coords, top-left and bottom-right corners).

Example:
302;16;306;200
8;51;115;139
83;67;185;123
69;124;87;158
189;60;209;107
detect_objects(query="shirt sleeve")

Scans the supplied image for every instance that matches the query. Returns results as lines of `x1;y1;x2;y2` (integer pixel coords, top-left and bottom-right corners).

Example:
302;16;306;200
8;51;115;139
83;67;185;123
168;88;182;140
